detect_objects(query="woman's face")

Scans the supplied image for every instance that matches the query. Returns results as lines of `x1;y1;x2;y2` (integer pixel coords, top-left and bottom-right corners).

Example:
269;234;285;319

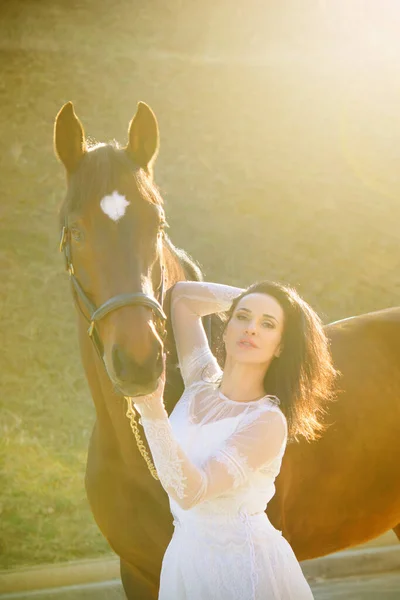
223;293;285;365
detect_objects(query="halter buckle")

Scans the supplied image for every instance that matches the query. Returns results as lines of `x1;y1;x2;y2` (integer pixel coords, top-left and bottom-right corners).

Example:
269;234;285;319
88;321;95;337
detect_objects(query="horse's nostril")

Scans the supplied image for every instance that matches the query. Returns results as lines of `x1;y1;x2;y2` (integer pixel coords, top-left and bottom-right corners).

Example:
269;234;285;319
111;344;162;386
112;345;125;379
112;345;140;382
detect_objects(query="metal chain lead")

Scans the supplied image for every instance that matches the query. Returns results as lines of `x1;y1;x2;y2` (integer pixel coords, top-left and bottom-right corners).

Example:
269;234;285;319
124;396;159;480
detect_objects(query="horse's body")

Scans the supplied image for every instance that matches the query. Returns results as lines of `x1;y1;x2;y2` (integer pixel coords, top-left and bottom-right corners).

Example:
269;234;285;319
54;103;400;599
268;308;400;558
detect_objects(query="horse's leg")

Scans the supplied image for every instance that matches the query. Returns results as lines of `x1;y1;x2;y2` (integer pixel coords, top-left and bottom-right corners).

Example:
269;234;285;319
393;523;400;542
120;559;159;600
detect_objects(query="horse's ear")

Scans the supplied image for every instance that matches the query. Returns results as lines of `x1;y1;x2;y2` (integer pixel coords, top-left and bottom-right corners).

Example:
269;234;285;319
54;102;86;173
126;102;159;175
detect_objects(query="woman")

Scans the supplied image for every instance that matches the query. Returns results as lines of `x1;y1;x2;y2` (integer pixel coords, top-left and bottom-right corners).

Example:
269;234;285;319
133;280;337;599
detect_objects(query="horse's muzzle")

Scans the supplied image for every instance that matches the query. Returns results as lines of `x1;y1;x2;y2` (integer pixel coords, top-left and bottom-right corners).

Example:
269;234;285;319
108;344;163;396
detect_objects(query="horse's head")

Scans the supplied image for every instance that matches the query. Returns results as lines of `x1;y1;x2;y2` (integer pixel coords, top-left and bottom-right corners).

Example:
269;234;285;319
54;102;168;397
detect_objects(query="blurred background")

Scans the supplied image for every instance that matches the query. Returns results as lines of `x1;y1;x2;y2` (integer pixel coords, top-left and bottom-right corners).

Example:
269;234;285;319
1;0;400;570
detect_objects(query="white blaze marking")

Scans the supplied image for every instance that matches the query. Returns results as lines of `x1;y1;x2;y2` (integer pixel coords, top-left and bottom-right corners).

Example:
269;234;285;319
100;191;130;222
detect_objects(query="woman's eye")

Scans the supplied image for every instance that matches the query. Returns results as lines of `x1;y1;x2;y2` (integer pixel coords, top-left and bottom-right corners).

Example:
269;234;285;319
262;321;274;329
236;313;248;321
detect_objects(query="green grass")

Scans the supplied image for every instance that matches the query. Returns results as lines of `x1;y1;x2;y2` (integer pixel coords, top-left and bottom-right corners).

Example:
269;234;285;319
1;0;400;569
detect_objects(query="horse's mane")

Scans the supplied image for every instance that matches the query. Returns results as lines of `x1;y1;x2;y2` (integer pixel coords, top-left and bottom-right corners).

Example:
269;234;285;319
163;234;204;283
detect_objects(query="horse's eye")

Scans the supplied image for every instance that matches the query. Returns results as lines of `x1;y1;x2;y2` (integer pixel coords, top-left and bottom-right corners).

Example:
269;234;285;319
71;227;84;243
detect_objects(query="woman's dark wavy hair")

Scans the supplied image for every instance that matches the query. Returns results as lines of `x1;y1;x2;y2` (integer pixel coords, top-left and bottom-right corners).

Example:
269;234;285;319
219;281;338;442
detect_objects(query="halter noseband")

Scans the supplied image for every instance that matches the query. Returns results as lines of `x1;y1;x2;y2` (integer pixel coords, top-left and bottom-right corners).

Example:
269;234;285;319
59;220;167;361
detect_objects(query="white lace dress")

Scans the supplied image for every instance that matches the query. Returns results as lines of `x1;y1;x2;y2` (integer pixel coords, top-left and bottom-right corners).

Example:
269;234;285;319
134;282;313;600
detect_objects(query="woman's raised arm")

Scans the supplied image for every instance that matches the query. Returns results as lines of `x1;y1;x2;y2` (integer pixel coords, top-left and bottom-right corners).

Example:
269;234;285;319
171;281;243;387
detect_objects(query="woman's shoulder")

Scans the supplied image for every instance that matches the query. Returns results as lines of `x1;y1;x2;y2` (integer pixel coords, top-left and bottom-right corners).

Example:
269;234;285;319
257;396;287;425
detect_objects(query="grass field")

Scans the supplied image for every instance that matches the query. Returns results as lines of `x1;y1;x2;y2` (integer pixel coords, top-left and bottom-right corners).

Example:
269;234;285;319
1;1;400;569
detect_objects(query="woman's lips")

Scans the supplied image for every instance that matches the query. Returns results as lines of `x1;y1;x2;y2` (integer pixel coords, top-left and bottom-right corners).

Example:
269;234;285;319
237;339;258;349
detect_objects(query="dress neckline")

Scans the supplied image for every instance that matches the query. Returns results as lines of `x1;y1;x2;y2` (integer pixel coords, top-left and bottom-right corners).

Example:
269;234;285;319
217;389;272;406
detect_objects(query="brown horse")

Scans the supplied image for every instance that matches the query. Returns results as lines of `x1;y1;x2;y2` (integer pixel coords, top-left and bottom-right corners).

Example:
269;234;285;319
54;103;400;599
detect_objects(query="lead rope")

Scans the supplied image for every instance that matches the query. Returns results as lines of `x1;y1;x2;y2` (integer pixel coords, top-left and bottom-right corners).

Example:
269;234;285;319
125;396;159;480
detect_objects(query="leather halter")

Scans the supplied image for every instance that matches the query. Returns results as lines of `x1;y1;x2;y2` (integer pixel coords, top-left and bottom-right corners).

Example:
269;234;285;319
59;219;167;361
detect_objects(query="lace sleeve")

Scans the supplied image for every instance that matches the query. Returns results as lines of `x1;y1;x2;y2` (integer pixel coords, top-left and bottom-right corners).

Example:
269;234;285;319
171;281;243;387
138;404;287;511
